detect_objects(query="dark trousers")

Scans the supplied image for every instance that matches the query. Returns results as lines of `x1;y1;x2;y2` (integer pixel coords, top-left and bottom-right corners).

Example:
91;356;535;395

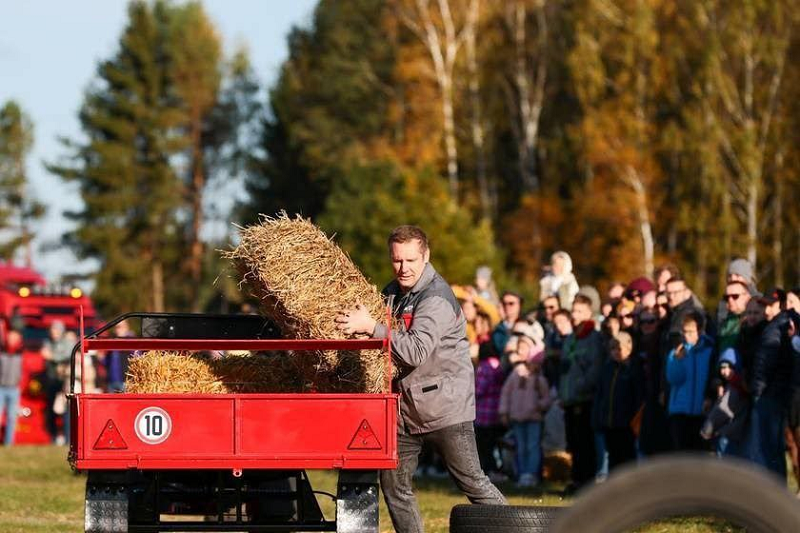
603;427;636;471
564;402;597;487
669;414;706;452
380;421;507;533
474;424;504;474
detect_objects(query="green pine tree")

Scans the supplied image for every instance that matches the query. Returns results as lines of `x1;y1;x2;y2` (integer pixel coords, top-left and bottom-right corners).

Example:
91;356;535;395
47;1;185;315
0;100;44;264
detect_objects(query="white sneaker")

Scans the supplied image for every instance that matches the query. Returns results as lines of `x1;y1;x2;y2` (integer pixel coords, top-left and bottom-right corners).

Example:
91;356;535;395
55;435;66;446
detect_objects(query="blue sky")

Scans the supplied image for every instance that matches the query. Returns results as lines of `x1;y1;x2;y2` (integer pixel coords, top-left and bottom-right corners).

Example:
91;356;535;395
0;0;317;282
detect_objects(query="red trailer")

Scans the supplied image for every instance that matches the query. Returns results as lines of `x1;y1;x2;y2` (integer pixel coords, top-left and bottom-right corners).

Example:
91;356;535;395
70;312;398;533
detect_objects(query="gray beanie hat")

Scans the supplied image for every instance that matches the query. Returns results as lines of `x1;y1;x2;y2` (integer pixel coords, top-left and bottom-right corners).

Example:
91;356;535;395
727;258;755;284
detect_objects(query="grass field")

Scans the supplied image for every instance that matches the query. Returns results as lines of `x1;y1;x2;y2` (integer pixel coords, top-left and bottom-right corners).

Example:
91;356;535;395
0;446;747;532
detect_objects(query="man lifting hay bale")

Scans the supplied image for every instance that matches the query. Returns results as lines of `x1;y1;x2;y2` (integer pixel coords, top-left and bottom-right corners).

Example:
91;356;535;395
127;213;390;394
224;213;390;393
336;225;507;533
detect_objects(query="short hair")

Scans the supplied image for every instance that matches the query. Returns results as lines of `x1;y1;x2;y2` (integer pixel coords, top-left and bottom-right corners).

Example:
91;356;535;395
501;291;524;307
553;309;572;321
573;294;593;308
681;310;705;330
666;276;687;288
725;280;750;292
388;225;428;252
543;294;560;306
656;263;681;281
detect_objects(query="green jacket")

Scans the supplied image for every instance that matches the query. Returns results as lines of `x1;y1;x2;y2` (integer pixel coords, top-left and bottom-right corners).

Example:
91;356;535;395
718;313;742;354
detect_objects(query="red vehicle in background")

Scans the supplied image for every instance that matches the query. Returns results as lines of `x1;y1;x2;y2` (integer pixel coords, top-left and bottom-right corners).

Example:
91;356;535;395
0;262;97;444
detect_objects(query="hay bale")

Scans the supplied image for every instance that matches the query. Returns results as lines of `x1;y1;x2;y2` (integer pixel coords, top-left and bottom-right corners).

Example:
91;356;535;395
126;351;227;394
224;213;390;393
126;351;307;394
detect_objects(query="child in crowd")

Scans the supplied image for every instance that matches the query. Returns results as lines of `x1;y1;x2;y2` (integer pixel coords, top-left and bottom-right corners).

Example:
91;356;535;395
474;343;506;479
593;332;643;471
499;337;551;487
666;311;714;451
701;348;749;448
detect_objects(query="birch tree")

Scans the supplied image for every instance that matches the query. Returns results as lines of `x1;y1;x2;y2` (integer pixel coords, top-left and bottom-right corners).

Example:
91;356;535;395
396;0;478;200
502;0;548;194
696;0;794;270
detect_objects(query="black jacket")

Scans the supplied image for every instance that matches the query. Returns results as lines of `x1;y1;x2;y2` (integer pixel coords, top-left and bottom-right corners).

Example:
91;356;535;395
593;357;644;430
750;312;794;403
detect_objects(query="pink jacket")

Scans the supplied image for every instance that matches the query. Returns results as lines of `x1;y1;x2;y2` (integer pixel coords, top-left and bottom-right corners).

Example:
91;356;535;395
499;365;551;422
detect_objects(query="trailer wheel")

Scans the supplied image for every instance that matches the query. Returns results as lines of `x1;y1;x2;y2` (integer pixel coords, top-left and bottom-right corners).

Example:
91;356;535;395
551;455;800;533
449;504;562;533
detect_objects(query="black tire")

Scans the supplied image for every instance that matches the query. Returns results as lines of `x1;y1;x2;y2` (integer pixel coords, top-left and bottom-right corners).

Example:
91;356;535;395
450;504;562;533
551;454;800;533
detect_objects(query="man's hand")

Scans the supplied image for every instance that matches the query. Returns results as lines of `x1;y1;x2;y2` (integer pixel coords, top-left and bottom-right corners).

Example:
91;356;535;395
335;304;377;337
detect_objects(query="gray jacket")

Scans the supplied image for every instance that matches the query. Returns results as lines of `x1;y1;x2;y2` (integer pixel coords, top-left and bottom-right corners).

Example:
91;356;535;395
0;351;22;388
373;263;475;434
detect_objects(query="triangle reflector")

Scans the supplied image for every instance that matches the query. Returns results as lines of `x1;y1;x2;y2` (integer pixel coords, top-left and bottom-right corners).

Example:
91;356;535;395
348;419;381;450
93;419;128;450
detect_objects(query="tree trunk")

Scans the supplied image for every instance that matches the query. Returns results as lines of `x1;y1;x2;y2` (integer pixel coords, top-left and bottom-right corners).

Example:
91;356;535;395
625;166;654;279
152;259;164;313
188;115;204;312
441;76;459;200
746;176;758;270
772;149;784;287
465;0;490;219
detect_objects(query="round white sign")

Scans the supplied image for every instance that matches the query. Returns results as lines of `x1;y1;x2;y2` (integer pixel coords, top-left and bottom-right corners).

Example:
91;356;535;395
134;407;172;445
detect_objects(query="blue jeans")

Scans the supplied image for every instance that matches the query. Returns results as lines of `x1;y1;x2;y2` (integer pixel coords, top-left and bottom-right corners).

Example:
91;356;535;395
0;386;20;446
512;421;542;477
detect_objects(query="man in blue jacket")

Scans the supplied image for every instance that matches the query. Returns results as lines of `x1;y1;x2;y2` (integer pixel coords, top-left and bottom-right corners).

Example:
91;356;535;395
336;225;505;533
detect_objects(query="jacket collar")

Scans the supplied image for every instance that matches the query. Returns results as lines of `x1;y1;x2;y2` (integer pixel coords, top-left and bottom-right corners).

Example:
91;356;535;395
405;263;436;295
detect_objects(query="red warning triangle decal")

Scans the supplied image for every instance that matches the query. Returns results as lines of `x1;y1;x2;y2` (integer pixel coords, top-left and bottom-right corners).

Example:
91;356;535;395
348;419;382;450
93;419;128;450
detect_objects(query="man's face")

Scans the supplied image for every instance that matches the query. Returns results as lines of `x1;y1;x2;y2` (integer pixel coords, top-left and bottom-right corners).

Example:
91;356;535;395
787;292;800;313
571;302;592;326
543;297;559;321
501;294;521;323
724;283;750;315
657;270;672;292
666;280;689;309
682;320;699;346
553;314;573;336
765;301;781;321
390;240;429;292
49;325;64;341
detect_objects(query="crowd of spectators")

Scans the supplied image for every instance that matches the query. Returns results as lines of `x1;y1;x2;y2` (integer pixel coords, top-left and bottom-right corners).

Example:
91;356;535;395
0;319;131;446
450;253;800;494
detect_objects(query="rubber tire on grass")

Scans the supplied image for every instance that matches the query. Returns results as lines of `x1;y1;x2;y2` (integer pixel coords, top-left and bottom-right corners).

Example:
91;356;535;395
551;454;800;533
449;504;562;533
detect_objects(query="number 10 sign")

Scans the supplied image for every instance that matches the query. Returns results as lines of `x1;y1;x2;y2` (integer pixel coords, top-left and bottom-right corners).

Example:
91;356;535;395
134;407;172;444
